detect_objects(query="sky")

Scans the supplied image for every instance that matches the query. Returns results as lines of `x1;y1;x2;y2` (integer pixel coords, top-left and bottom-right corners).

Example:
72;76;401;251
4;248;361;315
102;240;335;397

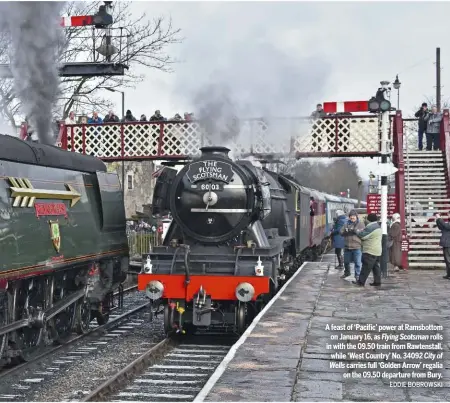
98;0;449;179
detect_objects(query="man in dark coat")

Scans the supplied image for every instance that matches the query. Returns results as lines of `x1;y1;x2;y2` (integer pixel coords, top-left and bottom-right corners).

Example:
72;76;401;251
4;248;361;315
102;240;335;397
414;102;428;151
436;213;450;279
104;110;119;123
122;110;137;122
331;210;346;270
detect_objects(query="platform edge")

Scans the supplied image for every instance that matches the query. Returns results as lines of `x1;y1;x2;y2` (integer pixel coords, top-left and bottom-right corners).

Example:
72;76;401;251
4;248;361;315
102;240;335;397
193;261;309;402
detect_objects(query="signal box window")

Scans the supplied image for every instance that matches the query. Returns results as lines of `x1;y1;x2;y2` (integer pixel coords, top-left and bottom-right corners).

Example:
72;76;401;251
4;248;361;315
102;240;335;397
127;174;133;190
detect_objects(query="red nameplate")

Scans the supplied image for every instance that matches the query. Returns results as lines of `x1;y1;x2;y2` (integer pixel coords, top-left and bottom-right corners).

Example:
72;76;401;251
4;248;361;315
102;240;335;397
35;203;68;218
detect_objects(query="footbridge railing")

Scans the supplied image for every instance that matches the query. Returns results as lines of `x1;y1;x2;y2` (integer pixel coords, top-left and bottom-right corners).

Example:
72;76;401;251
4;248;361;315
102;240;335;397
59;114;387;161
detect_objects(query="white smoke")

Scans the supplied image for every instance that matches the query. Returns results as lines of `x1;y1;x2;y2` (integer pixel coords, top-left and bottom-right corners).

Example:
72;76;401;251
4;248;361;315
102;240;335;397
0;2;64;145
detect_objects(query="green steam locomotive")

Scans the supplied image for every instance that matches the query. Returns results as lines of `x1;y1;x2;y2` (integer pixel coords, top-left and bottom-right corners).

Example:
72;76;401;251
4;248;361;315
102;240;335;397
0;134;129;365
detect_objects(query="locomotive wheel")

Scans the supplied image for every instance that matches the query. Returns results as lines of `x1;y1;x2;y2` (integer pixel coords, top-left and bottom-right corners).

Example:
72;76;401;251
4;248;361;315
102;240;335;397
0;292;8;362
235;302;246;335
54;305;76;341
16;284;43;361
74;299;91;334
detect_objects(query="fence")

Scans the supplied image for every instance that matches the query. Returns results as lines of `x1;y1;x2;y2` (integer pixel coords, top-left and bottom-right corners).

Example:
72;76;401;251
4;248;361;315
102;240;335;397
127;231;161;258
59;115;384;160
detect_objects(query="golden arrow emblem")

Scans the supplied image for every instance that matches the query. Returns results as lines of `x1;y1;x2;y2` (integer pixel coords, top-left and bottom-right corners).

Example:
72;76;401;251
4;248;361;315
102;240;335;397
8;177;81;208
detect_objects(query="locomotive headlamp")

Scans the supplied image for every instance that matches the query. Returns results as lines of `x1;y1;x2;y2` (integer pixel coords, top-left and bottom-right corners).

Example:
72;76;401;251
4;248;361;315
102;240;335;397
235;282;255;302
144;256;153;274
255;257;264;276
146;280;164;300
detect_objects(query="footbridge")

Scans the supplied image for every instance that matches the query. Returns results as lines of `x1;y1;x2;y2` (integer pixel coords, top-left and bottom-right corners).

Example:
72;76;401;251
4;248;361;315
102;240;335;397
58;110;450;270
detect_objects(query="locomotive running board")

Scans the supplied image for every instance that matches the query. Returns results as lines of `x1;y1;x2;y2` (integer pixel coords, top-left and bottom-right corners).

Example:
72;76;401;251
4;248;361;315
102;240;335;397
190;208;251;213
0;288;86;337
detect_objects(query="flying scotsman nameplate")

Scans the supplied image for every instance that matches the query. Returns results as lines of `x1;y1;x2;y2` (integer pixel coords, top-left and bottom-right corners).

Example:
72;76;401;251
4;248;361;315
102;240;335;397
186;160;234;184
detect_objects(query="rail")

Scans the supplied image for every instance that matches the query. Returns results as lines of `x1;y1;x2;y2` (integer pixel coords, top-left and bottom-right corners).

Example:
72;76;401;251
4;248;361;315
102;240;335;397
0;287;145;377
83;338;175;401
59;114;388;160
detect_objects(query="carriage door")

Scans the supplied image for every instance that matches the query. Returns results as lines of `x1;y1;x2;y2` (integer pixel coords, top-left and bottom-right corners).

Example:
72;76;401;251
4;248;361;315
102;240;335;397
295;190;301;250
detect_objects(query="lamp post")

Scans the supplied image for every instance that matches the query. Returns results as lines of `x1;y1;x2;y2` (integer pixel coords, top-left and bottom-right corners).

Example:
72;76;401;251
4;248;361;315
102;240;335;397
393;74;401;110
100;87;125;120
100;87;126;193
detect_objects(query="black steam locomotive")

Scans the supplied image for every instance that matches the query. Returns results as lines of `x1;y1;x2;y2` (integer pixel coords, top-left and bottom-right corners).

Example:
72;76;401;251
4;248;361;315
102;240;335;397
138;146;304;334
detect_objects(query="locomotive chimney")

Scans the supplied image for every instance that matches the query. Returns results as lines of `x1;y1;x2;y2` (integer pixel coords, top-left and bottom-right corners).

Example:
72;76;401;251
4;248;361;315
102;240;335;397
200;146;231;159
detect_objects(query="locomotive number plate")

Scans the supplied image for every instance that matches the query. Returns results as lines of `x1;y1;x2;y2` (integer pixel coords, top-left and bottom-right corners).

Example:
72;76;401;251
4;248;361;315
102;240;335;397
198;183;223;191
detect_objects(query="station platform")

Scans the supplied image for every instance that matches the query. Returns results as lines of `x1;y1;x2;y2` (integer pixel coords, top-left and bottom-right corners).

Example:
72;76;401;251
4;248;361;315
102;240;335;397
197;254;450;402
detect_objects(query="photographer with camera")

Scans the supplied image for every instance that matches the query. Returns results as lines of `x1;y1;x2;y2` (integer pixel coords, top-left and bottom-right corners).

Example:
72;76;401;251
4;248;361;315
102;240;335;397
340;210;365;281
414;102;429;151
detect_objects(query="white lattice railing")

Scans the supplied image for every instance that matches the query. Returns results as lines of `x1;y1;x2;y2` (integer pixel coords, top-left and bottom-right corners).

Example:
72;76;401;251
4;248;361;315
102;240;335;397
402;118;419;151
293;116;381;154
61;116;384;160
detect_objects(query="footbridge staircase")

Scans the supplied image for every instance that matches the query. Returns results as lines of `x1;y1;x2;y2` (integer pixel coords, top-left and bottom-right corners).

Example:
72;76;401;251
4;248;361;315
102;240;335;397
398;110;450;269
57;110;450;270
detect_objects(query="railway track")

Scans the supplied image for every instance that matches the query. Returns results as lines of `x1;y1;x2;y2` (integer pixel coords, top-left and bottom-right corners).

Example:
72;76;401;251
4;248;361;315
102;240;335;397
0;285;146;380
0;253;331;401
78;253;333;402
82;335;235;402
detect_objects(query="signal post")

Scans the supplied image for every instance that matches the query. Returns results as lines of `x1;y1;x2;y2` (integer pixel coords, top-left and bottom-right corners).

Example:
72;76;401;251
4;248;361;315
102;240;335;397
368;81;398;278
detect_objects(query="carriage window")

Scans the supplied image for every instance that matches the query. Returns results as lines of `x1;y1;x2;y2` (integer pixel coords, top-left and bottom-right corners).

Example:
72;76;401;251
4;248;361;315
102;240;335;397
296;190;301;212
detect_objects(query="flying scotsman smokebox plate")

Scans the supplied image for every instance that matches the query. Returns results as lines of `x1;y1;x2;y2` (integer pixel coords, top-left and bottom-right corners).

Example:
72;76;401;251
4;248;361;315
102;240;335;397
186;160;234;184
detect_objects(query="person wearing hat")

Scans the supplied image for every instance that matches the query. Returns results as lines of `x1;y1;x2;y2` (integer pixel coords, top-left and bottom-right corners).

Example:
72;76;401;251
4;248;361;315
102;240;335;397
353;213;382;287
414;102;429;151
340;209;365;280
331;210;347;270
122;109;137;122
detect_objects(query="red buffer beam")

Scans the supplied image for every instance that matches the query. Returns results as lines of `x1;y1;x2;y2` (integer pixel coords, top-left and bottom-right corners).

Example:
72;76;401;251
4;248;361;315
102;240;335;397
323;101;369;114
60;16;94;27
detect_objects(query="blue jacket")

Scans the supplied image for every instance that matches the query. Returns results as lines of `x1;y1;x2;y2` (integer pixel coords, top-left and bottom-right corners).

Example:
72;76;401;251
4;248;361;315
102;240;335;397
331;215;346;248
88;117;103;124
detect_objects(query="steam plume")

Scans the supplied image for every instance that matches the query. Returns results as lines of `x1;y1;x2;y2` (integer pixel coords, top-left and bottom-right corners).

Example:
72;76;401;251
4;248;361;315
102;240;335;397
176;39;331;156
0;2;64;145
194;82;239;147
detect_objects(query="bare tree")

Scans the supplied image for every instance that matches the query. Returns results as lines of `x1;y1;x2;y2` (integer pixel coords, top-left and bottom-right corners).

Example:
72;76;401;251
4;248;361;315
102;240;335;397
0;1;182;125
408;95;450;118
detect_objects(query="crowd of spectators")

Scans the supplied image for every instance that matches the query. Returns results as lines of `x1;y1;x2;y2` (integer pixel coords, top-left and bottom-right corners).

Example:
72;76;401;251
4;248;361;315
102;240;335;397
65;109;195;125
20;109;196;143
